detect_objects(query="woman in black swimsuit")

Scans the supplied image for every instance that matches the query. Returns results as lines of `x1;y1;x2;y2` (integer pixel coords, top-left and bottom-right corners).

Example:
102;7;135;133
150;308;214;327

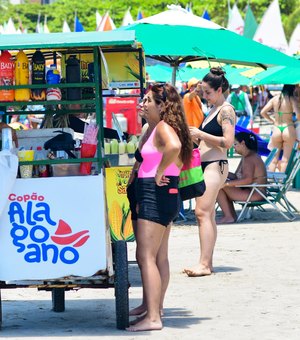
183;67;236;277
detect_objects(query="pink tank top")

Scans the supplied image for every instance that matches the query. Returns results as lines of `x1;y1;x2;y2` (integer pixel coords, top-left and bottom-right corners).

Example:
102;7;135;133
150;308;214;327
138;126;180;178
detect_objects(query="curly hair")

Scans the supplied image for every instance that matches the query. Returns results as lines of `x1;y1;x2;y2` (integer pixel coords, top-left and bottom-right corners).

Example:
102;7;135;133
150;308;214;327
151;83;193;165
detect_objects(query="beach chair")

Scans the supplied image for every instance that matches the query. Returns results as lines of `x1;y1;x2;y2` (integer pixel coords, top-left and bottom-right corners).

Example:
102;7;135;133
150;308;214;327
235;147;300;222
264;147;278;169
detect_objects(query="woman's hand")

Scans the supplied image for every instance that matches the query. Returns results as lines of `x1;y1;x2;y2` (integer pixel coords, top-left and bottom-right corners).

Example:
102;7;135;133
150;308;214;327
155;172;170;186
189;127;201;144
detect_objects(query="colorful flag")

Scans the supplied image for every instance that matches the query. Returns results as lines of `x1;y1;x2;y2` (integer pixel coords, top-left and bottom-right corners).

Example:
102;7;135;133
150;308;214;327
137;9;144;20
122;8;134;26
97;12;116;31
253;0;289;54
35;12;41;33
243;5;257;39
202;10;210;21
44;15;50;34
96;10;102;28
185;3;193;14
289;24;300;55
227;4;244;35
62;19;71;33
74;15;85;32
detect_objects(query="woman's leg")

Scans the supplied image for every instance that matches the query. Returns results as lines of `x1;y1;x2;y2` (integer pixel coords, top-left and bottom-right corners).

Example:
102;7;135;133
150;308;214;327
268;128;283;171
280;126;296;172
130;225;171;318
216;189;236;223
156;225;171;314
183;162;228;276
126;218;165;332
129;219;147;317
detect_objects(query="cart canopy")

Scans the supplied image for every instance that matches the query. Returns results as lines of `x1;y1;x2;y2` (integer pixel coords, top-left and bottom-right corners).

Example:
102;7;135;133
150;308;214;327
0;31;136;50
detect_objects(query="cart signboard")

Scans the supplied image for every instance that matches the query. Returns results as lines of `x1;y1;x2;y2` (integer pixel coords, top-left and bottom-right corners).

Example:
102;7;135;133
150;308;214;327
0;175;106;281
105;167;134;242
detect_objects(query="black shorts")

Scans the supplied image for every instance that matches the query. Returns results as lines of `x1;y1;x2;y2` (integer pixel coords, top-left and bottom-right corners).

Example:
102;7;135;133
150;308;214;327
136;176;180;227
127;177;138;221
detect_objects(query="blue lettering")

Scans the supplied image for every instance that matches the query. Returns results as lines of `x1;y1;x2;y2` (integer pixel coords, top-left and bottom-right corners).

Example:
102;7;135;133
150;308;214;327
10;222;28;252
8;202;25;224
34;203;56;226
30;225;49;243
41;243;59;263
26;201;36;226
60;247;79;264
24;244;41;263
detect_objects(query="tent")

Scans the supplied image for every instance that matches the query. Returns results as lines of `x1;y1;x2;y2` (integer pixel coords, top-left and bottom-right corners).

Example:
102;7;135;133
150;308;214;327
122;17;300;84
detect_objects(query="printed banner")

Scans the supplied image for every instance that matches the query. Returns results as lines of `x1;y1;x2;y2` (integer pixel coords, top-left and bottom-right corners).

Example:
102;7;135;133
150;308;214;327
0;175;107;281
105;167;135;242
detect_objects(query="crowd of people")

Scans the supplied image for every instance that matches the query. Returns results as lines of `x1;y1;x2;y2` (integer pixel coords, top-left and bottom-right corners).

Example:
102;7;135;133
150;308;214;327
125;68;300;332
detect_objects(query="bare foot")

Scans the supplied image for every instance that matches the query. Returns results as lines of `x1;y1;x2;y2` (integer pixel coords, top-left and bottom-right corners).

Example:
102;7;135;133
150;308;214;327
216;217;235;224
130;314;146;326
182;266;212;277
129;304;147;316
126;317;163;332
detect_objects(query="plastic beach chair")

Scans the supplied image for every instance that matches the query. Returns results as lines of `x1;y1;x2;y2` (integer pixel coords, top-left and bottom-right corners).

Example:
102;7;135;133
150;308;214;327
234;145;300;222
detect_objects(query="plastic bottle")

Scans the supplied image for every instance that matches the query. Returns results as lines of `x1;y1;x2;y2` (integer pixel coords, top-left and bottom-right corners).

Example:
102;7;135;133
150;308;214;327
31;49;46;101
35;146;49;177
66;55;81;100
0;50;14;102
14;50;30;101
46;64;61;100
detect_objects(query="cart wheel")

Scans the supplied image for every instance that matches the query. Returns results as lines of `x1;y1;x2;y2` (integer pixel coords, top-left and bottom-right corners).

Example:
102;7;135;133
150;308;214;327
113;240;129;329
52;288;65;312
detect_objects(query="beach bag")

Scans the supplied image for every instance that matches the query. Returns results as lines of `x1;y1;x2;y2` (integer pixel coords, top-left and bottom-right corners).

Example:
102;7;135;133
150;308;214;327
178;148;206;201
0;150;18;217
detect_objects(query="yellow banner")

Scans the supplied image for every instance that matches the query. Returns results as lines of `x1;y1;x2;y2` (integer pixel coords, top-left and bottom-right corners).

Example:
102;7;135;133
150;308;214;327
105;166;135;242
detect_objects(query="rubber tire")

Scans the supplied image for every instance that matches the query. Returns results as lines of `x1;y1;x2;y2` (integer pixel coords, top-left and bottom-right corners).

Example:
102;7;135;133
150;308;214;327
52;288;65;312
113;240;129;329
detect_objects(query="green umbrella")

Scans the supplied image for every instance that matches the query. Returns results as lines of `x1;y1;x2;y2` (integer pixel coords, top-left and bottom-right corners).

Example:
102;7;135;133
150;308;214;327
122;23;300;84
147;64;254;85
251;65;300;85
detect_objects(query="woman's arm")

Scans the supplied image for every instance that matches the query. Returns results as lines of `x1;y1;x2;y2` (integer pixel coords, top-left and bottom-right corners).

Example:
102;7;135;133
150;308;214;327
189;106;235;149
154;121;181;185
260;97;276;124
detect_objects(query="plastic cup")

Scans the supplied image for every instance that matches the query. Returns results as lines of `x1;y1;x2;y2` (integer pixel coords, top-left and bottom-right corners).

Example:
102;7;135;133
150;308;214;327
18;150;35;178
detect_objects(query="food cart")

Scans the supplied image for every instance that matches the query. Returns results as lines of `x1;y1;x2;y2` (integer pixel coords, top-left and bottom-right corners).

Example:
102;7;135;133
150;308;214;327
0;31;145;330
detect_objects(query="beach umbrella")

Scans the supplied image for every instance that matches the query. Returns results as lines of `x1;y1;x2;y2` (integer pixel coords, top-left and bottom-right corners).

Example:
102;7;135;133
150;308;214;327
251;65;300;85
121;6;299;84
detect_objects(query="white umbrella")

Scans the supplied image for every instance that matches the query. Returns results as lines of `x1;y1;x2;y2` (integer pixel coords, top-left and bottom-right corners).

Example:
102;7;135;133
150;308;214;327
135;4;221;29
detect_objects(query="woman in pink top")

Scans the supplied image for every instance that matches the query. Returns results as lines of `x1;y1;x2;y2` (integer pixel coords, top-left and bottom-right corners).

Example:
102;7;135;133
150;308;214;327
126;83;193;332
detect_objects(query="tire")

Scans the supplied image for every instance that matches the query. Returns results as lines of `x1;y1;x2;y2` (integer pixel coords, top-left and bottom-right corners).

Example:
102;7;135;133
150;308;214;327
52;288;65;312
113;240;129;329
